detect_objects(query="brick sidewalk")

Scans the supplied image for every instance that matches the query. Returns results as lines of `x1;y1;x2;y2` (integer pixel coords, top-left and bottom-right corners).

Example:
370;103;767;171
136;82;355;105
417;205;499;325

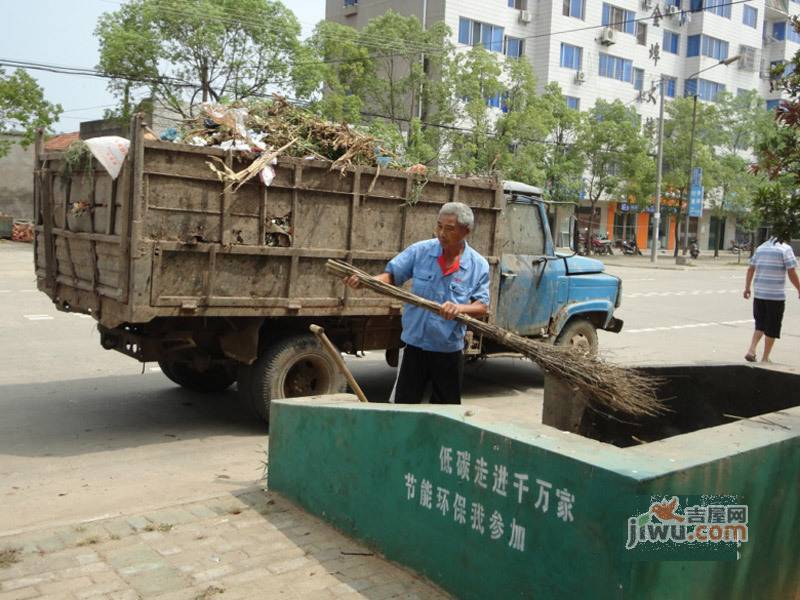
0;490;448;600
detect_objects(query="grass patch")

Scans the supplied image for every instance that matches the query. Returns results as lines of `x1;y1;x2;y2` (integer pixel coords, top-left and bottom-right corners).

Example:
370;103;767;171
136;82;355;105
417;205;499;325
143;523;173;533
76;536;102;547
196;584;225;600
0;547;22;569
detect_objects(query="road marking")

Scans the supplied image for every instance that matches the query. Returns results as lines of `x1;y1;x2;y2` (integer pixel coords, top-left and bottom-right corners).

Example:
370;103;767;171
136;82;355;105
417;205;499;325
626;289;740;298
70;313;93;319
626;319;753;334
0;289;37;293
23;314;54;321
149;366;162;372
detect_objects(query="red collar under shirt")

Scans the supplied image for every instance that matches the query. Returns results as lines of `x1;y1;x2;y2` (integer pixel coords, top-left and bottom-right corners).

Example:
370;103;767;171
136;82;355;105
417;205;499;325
437;253;460;277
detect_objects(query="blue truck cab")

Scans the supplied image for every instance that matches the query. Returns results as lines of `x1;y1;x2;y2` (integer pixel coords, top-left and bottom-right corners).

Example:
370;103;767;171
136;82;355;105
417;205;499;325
488;181;623;355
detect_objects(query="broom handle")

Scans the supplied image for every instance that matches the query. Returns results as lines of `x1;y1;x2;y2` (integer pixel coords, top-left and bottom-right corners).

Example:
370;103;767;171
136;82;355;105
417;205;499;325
309;324;369;403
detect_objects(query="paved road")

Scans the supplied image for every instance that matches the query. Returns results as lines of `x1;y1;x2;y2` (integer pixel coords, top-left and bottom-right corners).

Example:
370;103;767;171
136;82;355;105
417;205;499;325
2;240;799;535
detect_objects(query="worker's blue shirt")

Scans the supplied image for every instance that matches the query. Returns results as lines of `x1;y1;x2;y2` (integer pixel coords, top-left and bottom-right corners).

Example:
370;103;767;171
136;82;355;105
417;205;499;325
386;239;490;353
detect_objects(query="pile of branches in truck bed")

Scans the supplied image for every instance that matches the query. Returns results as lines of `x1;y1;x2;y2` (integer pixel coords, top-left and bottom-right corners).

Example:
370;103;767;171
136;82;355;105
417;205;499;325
175;96;392;189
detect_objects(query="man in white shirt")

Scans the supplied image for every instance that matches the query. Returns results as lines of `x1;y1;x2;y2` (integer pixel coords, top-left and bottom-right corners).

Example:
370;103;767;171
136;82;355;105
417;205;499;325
743;237;800;362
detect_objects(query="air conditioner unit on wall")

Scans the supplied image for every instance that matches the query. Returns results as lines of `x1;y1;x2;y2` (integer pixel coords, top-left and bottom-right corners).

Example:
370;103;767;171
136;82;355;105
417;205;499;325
575;71;586;84
519;10;532;24
666;5;679;17
599;28;616;45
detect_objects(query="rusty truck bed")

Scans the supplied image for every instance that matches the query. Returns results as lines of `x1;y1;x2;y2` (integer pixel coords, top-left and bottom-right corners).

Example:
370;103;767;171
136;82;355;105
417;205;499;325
34;118;505;330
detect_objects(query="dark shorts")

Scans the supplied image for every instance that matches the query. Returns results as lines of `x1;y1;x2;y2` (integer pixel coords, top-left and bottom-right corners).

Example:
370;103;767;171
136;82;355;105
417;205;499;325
753;298;785;339
393;344;464;404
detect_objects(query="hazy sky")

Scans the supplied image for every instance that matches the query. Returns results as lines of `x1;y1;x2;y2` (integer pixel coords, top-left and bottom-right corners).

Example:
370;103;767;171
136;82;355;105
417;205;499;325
3;1;326;133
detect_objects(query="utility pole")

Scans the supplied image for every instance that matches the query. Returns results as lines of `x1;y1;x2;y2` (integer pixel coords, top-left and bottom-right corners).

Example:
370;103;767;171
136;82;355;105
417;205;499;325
683;94;698;256
651;77;666;263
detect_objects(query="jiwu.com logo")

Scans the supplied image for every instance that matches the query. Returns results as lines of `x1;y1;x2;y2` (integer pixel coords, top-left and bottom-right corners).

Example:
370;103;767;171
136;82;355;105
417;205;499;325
626;496;748;551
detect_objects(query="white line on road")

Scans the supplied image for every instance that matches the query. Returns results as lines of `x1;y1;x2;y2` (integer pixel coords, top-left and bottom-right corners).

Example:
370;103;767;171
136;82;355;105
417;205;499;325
23;314;54;321
626;319;752;334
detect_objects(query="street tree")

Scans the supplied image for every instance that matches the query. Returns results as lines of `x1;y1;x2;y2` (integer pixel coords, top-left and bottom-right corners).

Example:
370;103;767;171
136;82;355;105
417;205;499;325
752;18;800;243
0;68;61;158
537;83;584;206
660;96;721;256
575;99;649;253
302;11;456;165
95;0;302;119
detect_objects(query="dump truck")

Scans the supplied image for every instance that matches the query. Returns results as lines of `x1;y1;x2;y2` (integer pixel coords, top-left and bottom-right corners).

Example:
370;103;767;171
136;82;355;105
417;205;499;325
32;116;623;422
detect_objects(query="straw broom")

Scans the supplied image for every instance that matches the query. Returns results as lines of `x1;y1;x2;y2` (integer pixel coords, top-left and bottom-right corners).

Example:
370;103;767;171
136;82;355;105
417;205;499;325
326;259;665;418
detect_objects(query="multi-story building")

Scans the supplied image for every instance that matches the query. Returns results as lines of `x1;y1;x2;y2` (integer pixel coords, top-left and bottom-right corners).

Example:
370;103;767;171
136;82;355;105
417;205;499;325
326;0;800;252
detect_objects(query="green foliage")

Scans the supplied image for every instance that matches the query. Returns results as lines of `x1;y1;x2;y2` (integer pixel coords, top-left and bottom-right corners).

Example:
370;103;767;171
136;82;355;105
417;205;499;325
95;0;302;117
538;83;584;204
753;182;800;242
0;68;61;158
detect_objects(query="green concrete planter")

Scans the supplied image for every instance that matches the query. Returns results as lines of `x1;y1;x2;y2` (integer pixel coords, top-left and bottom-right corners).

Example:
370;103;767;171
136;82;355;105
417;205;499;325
268;365;799;599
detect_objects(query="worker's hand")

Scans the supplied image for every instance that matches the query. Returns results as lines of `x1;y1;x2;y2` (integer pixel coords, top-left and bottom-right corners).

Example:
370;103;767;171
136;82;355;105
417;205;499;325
440;301;461;320
743;288;751;299
344;275;360;289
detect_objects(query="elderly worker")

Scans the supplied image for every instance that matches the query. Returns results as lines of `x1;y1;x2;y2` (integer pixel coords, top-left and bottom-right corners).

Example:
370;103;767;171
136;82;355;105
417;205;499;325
346;202;490;404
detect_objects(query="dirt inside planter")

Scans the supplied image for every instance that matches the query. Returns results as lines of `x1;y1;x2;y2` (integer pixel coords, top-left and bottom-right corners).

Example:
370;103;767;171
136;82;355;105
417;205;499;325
542;365;799;448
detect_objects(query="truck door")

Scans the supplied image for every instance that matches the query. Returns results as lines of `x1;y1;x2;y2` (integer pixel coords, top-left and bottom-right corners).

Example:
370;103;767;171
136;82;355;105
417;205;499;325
495;199;566;336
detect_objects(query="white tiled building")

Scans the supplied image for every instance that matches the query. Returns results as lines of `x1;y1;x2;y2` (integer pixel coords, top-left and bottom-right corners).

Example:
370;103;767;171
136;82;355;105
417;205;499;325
326;0;800;251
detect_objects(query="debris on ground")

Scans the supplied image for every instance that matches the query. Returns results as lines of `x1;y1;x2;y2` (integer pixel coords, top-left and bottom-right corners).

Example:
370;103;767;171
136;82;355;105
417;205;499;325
11;222;34;243
0;547;21;569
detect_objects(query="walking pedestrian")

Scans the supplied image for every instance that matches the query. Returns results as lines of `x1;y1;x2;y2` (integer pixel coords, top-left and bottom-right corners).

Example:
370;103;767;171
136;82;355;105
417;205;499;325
743;237;800;362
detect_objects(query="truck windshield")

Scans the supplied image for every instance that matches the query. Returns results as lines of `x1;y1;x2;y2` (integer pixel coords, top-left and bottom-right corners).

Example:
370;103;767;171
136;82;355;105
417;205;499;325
503;199;546;255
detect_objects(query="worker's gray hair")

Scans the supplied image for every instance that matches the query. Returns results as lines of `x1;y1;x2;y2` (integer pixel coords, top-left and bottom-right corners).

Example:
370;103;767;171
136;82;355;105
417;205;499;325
439;202;474;231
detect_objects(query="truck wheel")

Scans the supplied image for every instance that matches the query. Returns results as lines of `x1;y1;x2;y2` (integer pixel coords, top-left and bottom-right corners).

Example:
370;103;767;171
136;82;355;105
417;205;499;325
555;319;598;357
158;360;236;393
244;334;347;423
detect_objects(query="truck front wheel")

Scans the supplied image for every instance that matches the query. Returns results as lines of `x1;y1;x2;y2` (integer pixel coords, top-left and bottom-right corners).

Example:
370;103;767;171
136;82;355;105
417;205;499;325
554;319;598;357
240;334;347;423
158;360;236;393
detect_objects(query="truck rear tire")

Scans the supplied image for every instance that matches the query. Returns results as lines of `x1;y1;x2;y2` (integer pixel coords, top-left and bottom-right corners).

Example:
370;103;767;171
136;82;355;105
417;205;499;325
554;319;598;357
158;360;236;393
241;334;347;423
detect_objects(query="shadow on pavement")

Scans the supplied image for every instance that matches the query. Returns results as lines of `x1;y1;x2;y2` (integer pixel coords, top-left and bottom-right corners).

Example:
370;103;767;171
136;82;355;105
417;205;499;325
0;373;264;457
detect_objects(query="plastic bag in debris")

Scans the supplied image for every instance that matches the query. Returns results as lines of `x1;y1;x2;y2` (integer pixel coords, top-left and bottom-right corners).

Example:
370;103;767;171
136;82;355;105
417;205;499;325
201;103;249;141
219;139;252;152
259;156;279;187
83;136;130;180
160;127;178;141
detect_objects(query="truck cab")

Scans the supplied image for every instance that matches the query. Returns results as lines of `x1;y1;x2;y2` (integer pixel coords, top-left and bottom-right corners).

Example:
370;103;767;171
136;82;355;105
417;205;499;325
494;181;623;355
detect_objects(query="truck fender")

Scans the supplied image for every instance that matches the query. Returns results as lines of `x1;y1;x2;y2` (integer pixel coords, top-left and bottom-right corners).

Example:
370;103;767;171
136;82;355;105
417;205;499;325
549;300;615;337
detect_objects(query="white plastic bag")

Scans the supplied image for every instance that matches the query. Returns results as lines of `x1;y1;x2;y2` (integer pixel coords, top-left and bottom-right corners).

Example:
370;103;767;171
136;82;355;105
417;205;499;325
83;136;130;179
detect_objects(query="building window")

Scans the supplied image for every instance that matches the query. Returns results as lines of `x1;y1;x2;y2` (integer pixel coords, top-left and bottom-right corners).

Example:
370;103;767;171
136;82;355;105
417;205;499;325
743;5;757;28
701;35;729;60
344;0;358;5
636;22;647;45
664;76;677;98
599;53;633;82
508;0;527;9
776;21;800;43
685;78;725;102
563;0;585;19
663;30;680;54
566;96;580;110
665;0;681;7
504;36;524;58
458;17;504;52
560;43;583;70
687;35;728;60
766;99;781;111
633;68;644;91
602;3;635;35
693;0;731;18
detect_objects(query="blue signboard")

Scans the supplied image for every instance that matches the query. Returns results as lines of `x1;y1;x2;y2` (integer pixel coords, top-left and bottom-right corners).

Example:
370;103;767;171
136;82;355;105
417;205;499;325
692;167;703;188
689;185;704;218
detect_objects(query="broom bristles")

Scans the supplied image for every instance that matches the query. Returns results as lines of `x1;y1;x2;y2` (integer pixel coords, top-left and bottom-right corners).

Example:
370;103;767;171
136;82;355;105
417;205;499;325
326;259;665;418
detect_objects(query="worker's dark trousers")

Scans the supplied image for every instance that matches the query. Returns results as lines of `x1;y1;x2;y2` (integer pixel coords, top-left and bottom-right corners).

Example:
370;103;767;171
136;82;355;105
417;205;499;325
393;344;464;404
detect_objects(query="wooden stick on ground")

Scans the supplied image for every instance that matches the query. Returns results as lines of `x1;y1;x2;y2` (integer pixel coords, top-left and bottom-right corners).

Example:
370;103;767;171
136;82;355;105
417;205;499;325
310;324;369;403
326;259;665;418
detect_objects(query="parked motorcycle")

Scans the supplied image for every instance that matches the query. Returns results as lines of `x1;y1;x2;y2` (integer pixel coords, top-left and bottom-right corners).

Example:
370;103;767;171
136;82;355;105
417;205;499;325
689;238;700;259
590;233;614;256
617;238;642;256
